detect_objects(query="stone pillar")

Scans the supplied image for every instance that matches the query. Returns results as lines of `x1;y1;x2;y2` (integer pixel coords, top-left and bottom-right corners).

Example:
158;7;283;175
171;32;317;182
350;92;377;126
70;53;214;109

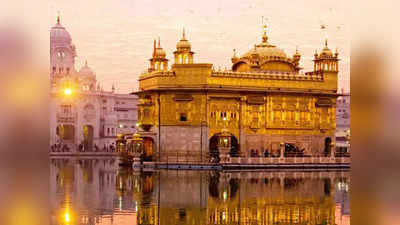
279;142;285;159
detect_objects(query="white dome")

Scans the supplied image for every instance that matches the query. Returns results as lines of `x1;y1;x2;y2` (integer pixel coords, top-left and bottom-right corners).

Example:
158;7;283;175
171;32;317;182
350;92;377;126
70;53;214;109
50;21;71;43
79;61;95;76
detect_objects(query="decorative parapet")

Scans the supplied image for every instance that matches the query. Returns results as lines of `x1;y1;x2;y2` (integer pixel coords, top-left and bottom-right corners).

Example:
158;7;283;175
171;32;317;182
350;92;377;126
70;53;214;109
139;71;176;81
211;70;323;81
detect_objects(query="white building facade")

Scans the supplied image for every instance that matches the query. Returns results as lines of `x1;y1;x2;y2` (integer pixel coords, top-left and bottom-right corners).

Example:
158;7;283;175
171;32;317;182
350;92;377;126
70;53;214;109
49;17;138;152
335;92;350;153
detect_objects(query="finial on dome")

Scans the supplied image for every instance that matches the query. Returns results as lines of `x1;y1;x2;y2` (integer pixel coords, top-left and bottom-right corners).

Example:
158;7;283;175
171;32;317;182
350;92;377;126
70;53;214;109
182;27;186;40
261;16;269;43
233;49;237;57
85;60;88;66
296;46;299;54
57;11;61;24
325;39;328;48
158;36;161;48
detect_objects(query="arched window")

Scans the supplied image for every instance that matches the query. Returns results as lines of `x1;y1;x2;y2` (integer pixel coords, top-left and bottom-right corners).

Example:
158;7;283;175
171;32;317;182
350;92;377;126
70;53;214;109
178;54;182;64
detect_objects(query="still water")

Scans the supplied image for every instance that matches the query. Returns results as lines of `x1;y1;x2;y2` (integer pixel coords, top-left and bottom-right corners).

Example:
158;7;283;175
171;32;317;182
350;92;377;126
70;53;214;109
50;157;350;225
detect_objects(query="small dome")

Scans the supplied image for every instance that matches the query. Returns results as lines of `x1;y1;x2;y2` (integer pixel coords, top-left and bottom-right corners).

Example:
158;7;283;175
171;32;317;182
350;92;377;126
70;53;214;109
176;28;191;50
320;46;333;57
177;39;191;49
50;18;71;43
79;61;95;76
319;40;333;57
154;47;166;58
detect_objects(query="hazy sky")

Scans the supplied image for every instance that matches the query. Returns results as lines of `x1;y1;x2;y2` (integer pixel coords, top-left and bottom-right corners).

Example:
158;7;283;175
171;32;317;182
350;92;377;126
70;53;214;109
5;0;350;93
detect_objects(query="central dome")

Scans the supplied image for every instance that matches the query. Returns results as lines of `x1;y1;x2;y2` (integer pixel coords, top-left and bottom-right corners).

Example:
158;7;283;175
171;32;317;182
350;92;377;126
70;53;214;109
242;45;287;59
231;25;299;72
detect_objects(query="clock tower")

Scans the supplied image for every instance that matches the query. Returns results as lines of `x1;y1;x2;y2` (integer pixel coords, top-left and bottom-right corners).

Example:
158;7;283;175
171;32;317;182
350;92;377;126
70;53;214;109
50;15;77;83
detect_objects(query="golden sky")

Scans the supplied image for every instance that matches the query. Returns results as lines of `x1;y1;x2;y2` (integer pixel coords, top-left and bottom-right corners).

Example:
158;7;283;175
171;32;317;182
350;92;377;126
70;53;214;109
2;0;350;93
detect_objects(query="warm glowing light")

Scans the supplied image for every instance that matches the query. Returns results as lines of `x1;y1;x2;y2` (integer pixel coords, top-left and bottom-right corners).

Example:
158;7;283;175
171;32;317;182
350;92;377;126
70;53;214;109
223;190;228;200
64;88;72;96
64;212;70;223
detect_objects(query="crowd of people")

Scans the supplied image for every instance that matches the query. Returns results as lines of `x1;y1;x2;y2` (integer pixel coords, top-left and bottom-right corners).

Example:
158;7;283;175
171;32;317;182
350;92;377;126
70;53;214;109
50;141;118;153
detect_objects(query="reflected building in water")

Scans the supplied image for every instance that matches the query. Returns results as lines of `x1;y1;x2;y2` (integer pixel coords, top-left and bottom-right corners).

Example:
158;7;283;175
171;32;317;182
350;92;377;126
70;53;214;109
50;158;350;225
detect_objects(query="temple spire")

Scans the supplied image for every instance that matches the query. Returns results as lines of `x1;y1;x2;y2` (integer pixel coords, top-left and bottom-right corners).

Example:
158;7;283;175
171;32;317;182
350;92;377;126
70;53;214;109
152;39;156;57
261;16;268;43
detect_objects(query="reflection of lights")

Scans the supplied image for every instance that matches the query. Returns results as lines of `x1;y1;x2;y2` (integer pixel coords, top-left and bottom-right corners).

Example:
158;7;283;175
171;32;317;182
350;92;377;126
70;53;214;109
135;204;138;212
224;139;227;144
64;88;72;96
222;211;226;221
119;124;124;128
223;117;227;121
223;190;228;200
119;196;122;210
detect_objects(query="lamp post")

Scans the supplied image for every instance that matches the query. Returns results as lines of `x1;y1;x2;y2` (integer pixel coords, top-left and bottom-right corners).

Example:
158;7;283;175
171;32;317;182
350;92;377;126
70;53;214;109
132;132;143;166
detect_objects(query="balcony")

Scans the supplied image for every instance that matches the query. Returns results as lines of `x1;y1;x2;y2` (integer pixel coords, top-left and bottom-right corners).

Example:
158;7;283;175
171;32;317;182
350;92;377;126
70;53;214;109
57;112;76;123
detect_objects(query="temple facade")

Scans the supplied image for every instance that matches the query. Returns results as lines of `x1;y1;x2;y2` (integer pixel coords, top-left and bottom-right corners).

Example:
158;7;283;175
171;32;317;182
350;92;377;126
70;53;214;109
136;24;340;162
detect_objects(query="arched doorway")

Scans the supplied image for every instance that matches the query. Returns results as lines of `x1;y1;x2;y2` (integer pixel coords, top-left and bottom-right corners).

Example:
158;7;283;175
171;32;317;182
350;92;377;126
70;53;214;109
57;124;75;141
83;125;94;151
230;136;240;157
209;135;219;160
209;132;239;161
142;137;154;161
324;137;332;157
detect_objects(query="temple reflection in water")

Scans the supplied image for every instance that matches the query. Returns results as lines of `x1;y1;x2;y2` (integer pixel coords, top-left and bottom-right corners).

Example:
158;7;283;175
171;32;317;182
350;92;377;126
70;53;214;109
50;158;350;225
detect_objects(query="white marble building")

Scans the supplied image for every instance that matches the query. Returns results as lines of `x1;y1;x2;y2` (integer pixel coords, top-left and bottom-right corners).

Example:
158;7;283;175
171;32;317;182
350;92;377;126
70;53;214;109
335;91;350;152
49;17;138;152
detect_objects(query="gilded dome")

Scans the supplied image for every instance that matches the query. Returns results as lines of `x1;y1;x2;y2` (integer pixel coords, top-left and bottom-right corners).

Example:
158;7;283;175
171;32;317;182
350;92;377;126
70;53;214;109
320;46;333;57
176;28;191;50
154;47;166;58
240;26;288;60
242;44;287;59
317;40;335;58
232;25;299;72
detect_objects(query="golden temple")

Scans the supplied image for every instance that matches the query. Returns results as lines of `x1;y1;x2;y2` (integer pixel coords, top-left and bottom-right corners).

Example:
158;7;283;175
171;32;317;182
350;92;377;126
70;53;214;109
136;24;340;163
